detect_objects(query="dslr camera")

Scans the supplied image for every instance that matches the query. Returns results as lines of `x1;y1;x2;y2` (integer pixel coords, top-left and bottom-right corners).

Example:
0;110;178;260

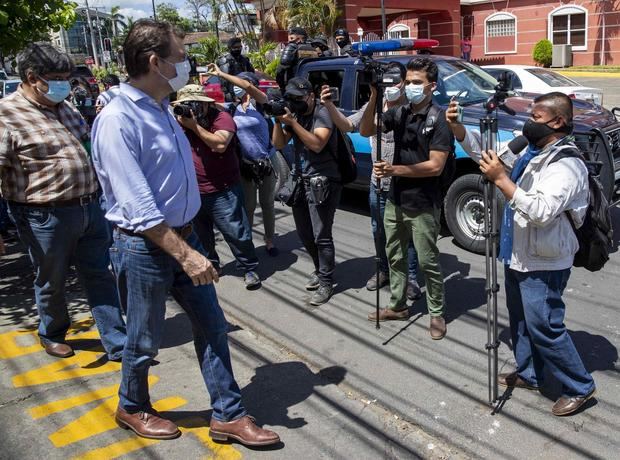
262;99;289;117
173;100;204;118
358;57;403;88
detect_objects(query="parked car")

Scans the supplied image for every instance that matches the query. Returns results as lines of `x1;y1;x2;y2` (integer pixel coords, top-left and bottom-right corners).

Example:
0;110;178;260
482;65;604;106
71;64;99;97
288;54;619;253
0;79;20;98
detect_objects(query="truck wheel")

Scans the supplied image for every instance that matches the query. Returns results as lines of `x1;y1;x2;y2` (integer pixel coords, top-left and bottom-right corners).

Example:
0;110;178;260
444;173;505;254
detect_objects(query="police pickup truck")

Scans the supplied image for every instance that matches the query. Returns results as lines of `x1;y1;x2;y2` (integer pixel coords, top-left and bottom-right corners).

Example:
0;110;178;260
283;52;620;253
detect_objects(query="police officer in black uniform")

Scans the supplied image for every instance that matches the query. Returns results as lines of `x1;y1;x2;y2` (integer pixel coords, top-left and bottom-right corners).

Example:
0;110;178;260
311;36;333;57
217;37;255;102
334;28;358;57
276;27;319;92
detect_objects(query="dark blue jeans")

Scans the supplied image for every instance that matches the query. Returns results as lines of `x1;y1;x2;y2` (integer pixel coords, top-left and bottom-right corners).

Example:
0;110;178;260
369;181;418;280
0;198;11;232
110;230;246;421
505;266;595;397
8;201;126;360
193;182;258;273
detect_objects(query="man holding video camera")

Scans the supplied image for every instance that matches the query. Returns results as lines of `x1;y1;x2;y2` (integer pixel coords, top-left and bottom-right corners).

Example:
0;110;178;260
360;58;452;340
319;63;422;298
445;93;596;416
173;84;261;289
272;77;340;306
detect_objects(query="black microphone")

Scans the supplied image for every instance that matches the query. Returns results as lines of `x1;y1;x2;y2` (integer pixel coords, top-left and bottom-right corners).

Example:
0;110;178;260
498;135;528;168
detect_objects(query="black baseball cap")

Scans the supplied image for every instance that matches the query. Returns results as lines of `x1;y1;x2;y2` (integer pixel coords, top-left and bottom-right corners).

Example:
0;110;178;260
284;77;313;97
288;26;307;37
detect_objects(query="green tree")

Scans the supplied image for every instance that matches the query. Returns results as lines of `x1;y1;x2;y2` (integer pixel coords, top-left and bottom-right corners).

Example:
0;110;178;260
112;16;134;49
0;0;78;57
532;39;553;67
110;5;127;37
247;42;278;72
288;0;340;37
156;2;193;32
187;36;223;65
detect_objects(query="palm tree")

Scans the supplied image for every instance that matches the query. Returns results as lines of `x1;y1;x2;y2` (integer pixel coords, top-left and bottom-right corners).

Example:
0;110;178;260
110;5;127;37
287;0;340;37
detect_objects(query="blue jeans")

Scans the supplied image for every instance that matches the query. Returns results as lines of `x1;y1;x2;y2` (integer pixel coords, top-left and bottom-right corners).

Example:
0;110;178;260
504;267;595;397
110;229;246;421
369;181;418;280
8;201;126;360
193;182;258;273
0;198;11;232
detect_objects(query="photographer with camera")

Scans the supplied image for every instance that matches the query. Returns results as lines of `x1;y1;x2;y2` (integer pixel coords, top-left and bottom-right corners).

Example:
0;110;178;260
207;64;279;256
445;93;596;416
360;58;452;340
174;84;261;289
275;27;318;92
272;77;340;306
319;63;422;298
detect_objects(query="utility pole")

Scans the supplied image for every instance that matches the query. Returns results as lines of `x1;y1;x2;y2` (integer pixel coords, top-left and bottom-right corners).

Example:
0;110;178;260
84;0;100;67
94;7;106;68
152;0;157;20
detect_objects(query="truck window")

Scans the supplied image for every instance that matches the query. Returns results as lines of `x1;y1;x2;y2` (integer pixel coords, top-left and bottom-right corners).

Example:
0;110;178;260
306;70;344;108
356;72;372;110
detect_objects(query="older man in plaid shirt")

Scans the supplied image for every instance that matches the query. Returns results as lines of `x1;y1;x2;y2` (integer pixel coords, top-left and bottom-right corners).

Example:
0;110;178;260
0;42;126;359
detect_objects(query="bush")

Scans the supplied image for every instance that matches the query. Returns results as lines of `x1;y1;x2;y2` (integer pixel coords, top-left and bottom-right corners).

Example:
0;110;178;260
532;39;552;67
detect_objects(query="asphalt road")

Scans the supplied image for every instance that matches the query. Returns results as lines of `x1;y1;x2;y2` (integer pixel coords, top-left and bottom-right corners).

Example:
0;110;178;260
561;74;620;111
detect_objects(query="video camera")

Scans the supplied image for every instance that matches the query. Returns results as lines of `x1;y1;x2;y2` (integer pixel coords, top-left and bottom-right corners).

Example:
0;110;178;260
483;71;515;115
358;58;403;88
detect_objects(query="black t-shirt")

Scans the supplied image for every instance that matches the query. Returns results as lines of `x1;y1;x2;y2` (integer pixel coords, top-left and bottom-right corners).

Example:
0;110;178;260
382;103;454;212
285;104;339;180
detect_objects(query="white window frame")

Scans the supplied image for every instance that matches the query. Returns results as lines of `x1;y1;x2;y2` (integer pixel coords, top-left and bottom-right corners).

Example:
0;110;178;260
387;23;411;39
484;12;517;55
548;5;588;52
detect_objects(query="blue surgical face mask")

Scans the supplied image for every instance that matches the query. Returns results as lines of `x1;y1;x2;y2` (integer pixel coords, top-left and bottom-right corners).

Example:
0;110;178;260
233;86;246;99
37;77;71;104
384;85;402;102
405;83;429;105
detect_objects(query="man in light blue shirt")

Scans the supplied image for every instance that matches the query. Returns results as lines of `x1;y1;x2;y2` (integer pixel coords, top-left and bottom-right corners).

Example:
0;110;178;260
91;19;280;446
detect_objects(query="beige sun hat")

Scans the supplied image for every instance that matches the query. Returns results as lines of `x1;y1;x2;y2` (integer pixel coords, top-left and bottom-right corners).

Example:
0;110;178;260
172;84;214;104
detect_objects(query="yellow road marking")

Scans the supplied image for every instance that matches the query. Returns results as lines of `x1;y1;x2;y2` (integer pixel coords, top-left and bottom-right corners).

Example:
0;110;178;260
557;71;620;78
12;349;121;387
0;318;100;360
50;395;187;448
28;376;159;419
71;436;160;460
179;417;243;460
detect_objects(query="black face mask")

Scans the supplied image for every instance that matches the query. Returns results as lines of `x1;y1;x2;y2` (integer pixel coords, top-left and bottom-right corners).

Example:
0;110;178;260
230;49;242;57
522;118;561;147
288;99;309;115
336;39;347;48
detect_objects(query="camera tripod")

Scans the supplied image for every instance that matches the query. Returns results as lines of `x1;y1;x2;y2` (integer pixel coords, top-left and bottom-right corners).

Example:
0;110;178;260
480;77;515;405
373;87;385;330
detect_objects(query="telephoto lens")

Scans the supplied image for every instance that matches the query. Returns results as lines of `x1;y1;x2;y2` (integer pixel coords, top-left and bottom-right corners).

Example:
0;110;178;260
173;104;193;118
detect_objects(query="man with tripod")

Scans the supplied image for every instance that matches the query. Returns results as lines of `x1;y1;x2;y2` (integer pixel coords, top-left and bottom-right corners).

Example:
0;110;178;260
446;92;596;416
360;58;452;339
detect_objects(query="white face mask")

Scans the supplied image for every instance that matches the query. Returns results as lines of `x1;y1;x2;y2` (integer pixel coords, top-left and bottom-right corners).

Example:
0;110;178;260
158;58;190;92
384;86;402;102
405;83;430;105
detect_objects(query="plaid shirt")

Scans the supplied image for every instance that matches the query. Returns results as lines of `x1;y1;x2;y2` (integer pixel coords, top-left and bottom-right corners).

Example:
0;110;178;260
0;87;98;203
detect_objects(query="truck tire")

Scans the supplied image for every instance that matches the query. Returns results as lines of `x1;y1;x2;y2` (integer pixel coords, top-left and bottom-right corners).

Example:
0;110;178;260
444;173;505;254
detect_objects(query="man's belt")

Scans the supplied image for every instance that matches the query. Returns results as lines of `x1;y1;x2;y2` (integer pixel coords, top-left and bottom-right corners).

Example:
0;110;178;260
116;223;193;240
8;192;99;208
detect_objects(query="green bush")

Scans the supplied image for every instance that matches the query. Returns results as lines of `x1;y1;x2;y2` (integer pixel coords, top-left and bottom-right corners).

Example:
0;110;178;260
532;39;552;67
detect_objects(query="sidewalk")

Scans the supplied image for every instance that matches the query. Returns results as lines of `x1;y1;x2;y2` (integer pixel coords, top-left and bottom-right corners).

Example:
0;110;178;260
0;235;457;460
557;67;620;78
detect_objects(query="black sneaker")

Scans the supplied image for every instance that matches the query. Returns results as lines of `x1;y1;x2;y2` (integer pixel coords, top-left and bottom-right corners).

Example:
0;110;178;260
366;271;389;291
244;271;262;289
305;272;320;291
310;284;333;306
406;279;422;301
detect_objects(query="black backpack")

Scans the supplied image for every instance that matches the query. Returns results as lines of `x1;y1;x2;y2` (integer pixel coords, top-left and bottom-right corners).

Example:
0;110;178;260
550;147;613;272
394;104;456;196
329;127;357;184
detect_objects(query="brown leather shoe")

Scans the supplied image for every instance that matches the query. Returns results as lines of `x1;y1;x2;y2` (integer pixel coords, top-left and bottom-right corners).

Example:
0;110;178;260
430;316;446;340
209;415;280;446
498;372;540;390
367;307;409;322
552;388;596;416
43;342;74;358
115;406;181;440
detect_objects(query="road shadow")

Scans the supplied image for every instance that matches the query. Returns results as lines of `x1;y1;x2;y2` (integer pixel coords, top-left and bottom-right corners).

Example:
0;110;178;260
0;237;90;328
610;205;620;253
